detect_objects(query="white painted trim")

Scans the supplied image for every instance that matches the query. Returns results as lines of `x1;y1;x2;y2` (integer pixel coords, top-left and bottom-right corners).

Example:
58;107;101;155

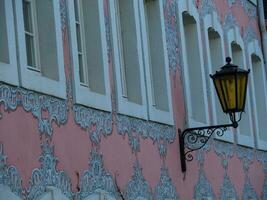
203;11;234;142
177;0;209;127
109;0;148;119
0;185;22;200
139;0;174;125
0;0;19;86
68;0;111;111
15;0;66;99
226;27;254;147
247;39;267;150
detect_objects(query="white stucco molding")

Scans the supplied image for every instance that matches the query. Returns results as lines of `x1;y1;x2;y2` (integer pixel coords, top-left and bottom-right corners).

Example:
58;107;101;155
247;39;267;150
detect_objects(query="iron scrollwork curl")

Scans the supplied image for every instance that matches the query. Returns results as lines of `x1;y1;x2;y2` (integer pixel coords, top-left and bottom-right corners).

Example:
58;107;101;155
179;123;234;173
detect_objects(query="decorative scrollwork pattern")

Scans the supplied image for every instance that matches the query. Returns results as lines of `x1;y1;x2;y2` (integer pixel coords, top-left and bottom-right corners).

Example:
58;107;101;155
76;149;120;199
0;83;68;137
0;144;23;198
123;160;152;200
73;105;113;145
27;140;73;200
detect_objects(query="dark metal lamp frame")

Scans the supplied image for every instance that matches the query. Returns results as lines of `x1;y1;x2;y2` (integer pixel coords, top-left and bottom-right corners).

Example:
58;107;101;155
179;116;239;173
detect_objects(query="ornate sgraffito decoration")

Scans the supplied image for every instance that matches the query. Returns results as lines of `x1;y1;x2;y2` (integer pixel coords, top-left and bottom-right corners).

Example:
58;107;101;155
60;0;67;31
262;177;267;200
256;150;267;173
116;114;176;156
154;164;179;200
123;160;152;200
76;149;119;200
242;176;258;200
237;146;258;200
223;11;238;32
194;167;215;200
227;0;236;6
244;23;259;46
0;144;23;198
27;140;72;200
163;0;180;71
199;0;217;17
196;139;212;165
0;84;68;137
236;145;254;172
213;141;237;199
213;140;234;169
73;105;113;145
220;173;237;200
239;0;257;19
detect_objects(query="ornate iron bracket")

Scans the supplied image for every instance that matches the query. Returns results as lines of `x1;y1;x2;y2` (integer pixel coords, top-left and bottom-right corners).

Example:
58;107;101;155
178;122;237;173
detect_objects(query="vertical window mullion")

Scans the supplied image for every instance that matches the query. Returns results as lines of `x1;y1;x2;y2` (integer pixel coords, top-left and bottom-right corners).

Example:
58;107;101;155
115;0;128;98
74;0;89;87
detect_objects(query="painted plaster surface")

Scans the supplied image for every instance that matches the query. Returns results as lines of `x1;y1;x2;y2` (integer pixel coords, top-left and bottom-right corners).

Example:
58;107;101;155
0;0;266;199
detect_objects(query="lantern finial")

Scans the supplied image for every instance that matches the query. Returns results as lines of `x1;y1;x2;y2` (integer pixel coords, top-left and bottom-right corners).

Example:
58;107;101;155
226;57;231;64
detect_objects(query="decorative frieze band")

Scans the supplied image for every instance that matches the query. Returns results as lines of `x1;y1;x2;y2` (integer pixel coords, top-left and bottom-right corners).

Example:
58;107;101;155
0;83;68;137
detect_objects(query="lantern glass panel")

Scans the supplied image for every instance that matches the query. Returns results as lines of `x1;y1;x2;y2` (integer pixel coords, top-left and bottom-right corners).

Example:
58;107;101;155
214;78;227;112
237;73;248;110
220;74;236;112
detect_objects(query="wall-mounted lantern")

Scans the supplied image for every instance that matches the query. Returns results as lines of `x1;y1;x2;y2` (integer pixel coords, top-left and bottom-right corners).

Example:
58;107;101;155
179;57;250;173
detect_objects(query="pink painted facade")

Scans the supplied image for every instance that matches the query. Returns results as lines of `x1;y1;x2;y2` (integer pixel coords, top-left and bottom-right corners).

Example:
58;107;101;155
0;0;267;199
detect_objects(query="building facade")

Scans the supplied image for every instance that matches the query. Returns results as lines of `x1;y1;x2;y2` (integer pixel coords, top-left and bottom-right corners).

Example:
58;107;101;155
0;0;267;199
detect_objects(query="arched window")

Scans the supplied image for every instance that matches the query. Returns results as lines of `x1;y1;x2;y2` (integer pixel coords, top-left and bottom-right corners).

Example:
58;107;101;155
248;40;267;150
226;27;254;147
178;0;209;127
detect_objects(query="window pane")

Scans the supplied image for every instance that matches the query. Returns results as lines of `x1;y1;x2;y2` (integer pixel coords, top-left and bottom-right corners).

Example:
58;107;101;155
25;34;36;67
78;54;85;84
22;0;33;33
0;0;9;63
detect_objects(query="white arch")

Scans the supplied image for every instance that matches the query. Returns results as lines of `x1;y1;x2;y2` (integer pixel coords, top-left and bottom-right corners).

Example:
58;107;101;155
202;11;236;142
0;185;22;200
226;26;254;147
84;189;116;200
247;39;267;150
38;187;70;200
177;0;209;127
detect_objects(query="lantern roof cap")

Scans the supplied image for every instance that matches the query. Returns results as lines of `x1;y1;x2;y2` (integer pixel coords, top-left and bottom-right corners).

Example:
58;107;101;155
211;57;250;78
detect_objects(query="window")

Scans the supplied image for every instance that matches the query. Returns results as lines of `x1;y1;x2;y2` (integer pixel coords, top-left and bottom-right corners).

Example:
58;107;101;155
68;0;111;111
110;0;173;123
140;0;173;124
0;0;19;85
248;40;267;150
203;12;233;142
15;0;66;98
178;0;209;127
226;27;254;147
84;190;116;200
110;0;147;119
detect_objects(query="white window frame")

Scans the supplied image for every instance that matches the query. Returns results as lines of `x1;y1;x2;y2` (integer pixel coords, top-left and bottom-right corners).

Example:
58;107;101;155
247;39;267;150
68;0;111;111
109;0;148;119
139;0;174;125
203;11;235;142
226;27;254;147
15;0;66;99
0;185;22;200
39;186;70;200
177;0;209;127
0;0;19;86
